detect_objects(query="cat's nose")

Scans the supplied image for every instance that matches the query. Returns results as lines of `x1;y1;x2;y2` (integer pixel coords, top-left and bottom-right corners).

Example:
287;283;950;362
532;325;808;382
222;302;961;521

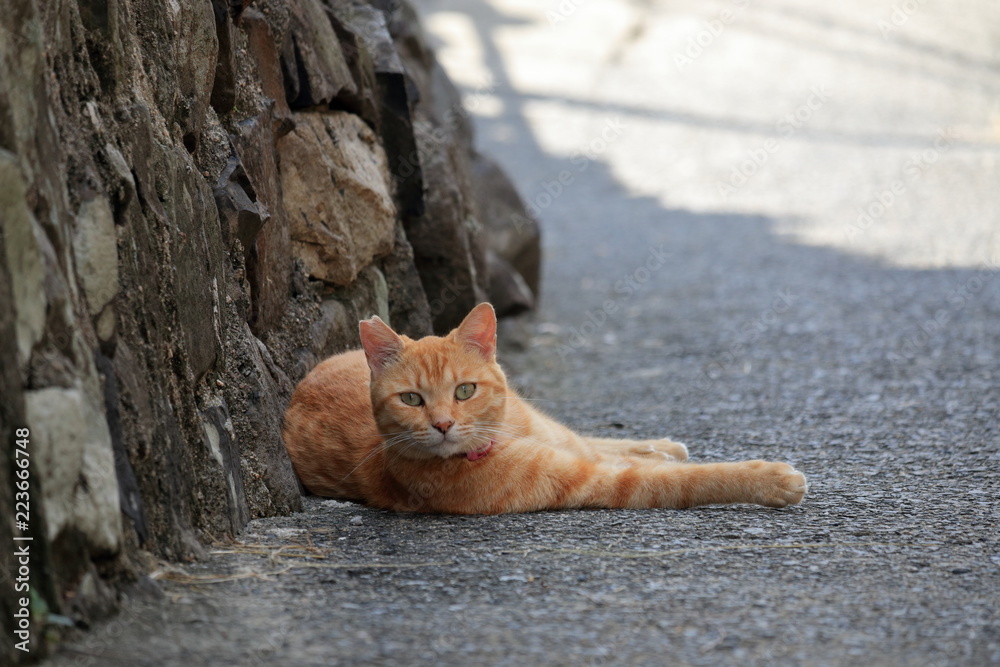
432;420;454;434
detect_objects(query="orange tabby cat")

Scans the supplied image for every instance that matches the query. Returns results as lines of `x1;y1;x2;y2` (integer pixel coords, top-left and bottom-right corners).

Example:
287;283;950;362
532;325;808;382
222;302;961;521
283;303;807;513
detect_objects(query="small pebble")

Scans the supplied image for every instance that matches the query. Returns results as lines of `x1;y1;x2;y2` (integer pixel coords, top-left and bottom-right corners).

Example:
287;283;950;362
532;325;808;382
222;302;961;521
349;516;364;526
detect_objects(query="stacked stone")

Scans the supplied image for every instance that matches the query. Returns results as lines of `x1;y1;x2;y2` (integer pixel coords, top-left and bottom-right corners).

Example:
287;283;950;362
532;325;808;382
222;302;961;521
0;0;539;659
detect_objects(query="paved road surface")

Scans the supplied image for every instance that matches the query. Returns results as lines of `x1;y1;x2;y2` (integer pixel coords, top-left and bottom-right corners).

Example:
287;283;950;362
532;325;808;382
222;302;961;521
48;1;999;665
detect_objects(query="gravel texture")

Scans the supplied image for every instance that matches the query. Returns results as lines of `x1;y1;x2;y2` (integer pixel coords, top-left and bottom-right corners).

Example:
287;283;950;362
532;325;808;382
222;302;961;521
46;0;999;665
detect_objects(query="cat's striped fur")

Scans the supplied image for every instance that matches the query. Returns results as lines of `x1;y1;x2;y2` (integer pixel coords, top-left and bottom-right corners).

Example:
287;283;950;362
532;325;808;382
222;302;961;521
282;303;807;513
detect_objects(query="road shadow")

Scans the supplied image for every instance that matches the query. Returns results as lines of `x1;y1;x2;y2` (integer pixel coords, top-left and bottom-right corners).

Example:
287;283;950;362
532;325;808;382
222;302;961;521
412;0;1000;456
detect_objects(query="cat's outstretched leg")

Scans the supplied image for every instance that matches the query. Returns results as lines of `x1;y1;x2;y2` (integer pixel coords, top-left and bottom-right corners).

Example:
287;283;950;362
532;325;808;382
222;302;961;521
585;437;689;462
572;458;807;510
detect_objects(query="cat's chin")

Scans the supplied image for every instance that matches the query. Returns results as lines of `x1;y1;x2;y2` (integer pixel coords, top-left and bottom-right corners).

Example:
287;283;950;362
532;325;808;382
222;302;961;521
381;423;494;461
390;437;494;464
396;439;480;462
432;441;477;460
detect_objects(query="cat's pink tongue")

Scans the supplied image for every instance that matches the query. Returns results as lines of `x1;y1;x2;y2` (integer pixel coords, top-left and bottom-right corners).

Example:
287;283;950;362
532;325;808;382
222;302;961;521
466;441;494;461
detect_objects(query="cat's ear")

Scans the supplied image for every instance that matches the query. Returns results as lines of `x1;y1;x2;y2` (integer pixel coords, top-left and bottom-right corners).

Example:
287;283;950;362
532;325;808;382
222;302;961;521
359;316;405;374
452;303;497;359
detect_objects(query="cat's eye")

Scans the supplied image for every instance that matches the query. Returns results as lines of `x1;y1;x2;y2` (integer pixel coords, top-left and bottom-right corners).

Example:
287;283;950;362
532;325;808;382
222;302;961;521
455;383;476;400
399;392;424;406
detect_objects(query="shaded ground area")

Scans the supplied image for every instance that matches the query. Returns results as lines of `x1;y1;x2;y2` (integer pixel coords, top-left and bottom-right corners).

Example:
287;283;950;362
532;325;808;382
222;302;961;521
47;0;999;665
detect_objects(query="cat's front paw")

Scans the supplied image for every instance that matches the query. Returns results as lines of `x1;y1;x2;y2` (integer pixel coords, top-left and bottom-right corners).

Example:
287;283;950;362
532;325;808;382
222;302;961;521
750;461;807;508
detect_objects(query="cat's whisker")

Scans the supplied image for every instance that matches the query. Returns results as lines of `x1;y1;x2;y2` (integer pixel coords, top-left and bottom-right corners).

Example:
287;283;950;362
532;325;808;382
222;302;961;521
387;438;426;466
475;428;528;441
381;432;413;445
497;396;553;402
378;430;417;439
338;443;393;479
337;431;415;484
377;438;409;453
474;425;531;442
469;426;548;459
384;433;422;453
474;422;524;430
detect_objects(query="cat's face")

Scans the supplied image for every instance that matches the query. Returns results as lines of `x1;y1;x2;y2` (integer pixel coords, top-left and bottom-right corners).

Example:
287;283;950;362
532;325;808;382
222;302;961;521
360;304;508;460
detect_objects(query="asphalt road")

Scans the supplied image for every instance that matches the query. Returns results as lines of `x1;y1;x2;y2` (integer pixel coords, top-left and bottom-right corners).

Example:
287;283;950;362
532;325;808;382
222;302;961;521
48;1;999;665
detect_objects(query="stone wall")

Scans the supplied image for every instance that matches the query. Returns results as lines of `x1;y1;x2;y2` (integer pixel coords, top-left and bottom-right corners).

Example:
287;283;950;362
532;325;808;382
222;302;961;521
0;0;540;660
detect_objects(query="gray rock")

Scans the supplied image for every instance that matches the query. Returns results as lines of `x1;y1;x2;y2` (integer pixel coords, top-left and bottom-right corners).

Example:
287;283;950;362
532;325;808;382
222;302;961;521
173;0;220;136
278;111;397;286
230;111;293;335
328;0;427;214
471;153;541;286
487;249;534;317
209;0;237;115
24;386;122;555
72;197;120;344
406;115;490;332
281;0;357;108
379;221;435;338
214;153;270;255
0;154;46;369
